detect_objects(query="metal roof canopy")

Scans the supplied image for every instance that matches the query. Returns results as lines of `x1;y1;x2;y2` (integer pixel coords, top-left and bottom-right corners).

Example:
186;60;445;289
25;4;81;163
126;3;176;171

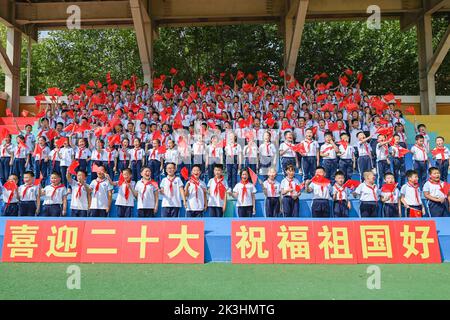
0;0;449;114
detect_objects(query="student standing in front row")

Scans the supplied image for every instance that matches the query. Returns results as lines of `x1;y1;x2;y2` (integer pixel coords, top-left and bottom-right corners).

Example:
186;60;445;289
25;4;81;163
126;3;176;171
423;167;449;217
207;164;228;217
431;136;449;183
410;135;429;187
133;166;159;217
41;172;67;217
380;172;401;217
280;164;301;217
400;169;425;217
305;167;331;218
184;164;207;217
89;165;113;217
230;169;256;217
262;167;281;217
2;174;19;216
353;171;379;218
160;162;186;218
18;171;40;216
332;171;351;217
66;169;91;217
112;168;136;218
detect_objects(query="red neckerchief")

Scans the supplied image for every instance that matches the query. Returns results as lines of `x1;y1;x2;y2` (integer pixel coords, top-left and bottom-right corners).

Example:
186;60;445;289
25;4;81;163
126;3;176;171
363;143;371;158
167;176;175;196
365;183;378;201
383;144;389;156
22;184;33;199
433;147;446;159
134;148;140;161
414;144;427;160
407;182;420;204
52;150;58;168
76;182;83;199
304;139;313;153
123;180;131;200
428;179;446;197
241;179;249;203
16;144;23;158
141;179;152;201
141;132;146;141
107;148;113;165
150;148;157;159
77;147;84;159
2;143;10;157
230;144;237;157
214;177;225;200
266;143;270;155
96;150;101;160
94;178;104;195
51;184;64;200
340;141;348;151
268;180;276;197
334;184;345;203
212;146;217;157
121;148;128;166
6;189;15;208
190;176;200;200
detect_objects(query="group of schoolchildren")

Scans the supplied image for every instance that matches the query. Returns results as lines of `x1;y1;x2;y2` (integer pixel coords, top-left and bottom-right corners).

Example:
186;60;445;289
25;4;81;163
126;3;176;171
1;70;449;218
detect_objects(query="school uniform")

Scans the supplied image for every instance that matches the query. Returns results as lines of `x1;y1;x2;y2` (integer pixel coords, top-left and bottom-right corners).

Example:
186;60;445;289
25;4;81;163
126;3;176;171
148;148;163;183
280;177;301;217
381;188;400;218
135;179;157;217
233;181;256;217
48;148;62;176
89;178;113;217
33;145;50;187
320;143;338;183
2;187;19;216
206;145;223;181
160;176;184;217
225;144;241;189
433;147;449;183
74;146;91;172
332;184;349;217
309;181;332;218
18;184;39;216
207;177;228;217
423;180;449;217
103;147;117;180
258;142;276;178
243;144;258;175
178;144;192;182
301;139;319;180
42;184;67;217
354;183;379;218
376;143;390;187
338;143;354;181
263;179;281;217
0;143;13;184
186;178;207;217
69;179;89;217
115;181;136;218
400;182;423;217
192;142;206;179
118;148;130;175
410;144;429;187
279;141;296;173
24;133;36;171
356;141;372;175
165;148;179;168
12;144;28;184
390;145;406;187
129;148;145;182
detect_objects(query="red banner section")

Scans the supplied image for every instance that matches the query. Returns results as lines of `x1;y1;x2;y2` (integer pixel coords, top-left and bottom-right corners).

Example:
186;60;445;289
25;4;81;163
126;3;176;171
2;220;204;264
232;220;441;264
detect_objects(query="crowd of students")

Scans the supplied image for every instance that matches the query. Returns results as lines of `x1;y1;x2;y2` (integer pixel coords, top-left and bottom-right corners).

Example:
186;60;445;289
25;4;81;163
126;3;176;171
0;69;449;218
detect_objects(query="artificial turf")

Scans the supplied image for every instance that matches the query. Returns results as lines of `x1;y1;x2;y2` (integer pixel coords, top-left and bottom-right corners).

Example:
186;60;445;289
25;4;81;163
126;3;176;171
1;263;450;300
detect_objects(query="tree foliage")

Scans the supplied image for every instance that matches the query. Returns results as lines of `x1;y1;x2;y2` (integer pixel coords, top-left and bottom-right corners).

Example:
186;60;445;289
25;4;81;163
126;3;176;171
0;17;448;95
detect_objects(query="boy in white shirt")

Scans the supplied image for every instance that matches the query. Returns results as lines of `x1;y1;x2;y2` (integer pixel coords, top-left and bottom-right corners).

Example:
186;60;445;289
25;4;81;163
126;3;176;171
300;128;320;180
89;164;114;217
320;132;339;184
230;169;256;217
431;136;449;183
262;167;281;217
133;166;159;217
356;131;373;177
423;167;449;217
184;164;207;217
279;131;298;174
58;137;74;187
332;171;351;217
410;135;429;187
305;167;332;218
353;171;379;218
159;162;186;217
147;139;164;183
400;170;425;217
337;132;355;181
207;164;228;217
258;131;277;180
380;172;401;217
18;171;40;216
2;174;19;216
280;164;302;217
112;168;136;218
66;169;91;217
41;172;67;217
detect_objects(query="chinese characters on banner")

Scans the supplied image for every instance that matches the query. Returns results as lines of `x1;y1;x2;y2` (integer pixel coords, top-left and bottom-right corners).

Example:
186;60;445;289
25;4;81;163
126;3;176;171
2;220;204;264
232;220;441;264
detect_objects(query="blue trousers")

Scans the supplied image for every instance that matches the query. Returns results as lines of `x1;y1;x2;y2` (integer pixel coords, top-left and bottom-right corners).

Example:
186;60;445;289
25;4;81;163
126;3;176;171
42;204;62;217
162;207;180;218
117;205;133;218
71;209;88;217
333;200;349;218
428;200;449;217
131;160;142;182
89;209;108;217
376;160;390;187
323;159;338;184
339;159;353;181
187;210;204;218
209;206;224;218
281;157;296;174
34;160;48;187
265;197;281;217
18;201;36;216
3;203;19;216
0;157;11;184
311;199;331;218
76;159;88;172
226;163;238;189
60;166;68;188
413;160;428;187
12;158;26;184
238;206;253;217
360;201;378;218
302;156;317;181
282;196;299;217
392;158;406;187
358;155;372;176
148;160;161;183
435;159;449;182
383;203;399;217
138;208;155;218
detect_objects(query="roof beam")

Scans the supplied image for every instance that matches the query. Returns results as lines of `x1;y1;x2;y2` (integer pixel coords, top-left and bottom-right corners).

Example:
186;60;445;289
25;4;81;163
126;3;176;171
428;23;450;76
285;0;308;75
400;0;450;31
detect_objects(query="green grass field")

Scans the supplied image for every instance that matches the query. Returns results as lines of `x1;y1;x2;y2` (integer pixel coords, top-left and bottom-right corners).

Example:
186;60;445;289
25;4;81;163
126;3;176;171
1;263;450;300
